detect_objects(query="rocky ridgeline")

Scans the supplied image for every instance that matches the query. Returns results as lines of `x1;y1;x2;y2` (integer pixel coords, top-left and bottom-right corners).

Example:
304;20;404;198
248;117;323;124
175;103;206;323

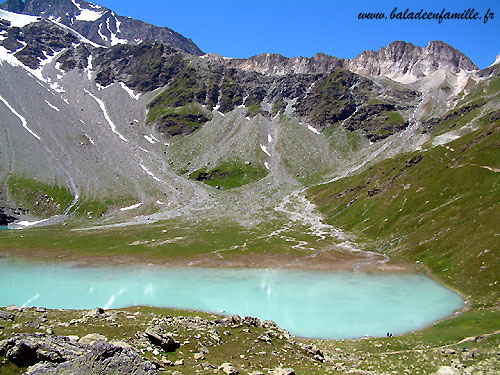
222;41;477;83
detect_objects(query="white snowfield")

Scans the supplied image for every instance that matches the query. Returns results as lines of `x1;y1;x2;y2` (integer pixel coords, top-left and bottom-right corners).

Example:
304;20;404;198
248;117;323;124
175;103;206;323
71;0;104;22
75;8;103;22
0;9;38;27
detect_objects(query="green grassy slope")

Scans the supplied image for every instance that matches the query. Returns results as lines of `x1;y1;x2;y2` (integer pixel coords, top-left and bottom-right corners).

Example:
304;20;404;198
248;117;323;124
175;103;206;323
308;119;500;307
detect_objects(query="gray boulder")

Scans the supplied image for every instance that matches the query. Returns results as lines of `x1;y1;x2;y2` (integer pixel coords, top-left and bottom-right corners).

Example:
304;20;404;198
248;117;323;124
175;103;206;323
0;333;85;367
139;326;180;352
25;341;157;374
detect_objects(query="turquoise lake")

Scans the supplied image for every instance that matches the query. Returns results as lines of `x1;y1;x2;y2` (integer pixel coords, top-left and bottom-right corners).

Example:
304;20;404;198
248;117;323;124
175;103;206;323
0;257;464;339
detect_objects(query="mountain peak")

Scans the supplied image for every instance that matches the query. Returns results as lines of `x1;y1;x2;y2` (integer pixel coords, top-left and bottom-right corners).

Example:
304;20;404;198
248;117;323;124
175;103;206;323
492;52;500;67
0;0;24;13
347;40;477;84
0;0;204;54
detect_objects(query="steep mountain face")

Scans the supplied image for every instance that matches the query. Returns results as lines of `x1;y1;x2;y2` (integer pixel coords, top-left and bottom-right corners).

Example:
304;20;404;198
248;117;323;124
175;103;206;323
347;40;477;84
0;0;203;54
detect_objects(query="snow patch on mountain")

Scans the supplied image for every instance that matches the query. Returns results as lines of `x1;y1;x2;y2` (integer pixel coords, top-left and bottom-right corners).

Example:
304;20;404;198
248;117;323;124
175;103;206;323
144;135;155;144
84;89;128;142
0;94;40;140
489;52;500;67
307;124;321;135
97;23;108;41
71;0;104;22
260;144;270;156
140;164;161;182
120;203;142;211
119;82;140;100
51;19;104;48
75;8;103;22
106;16;126;46
45;100;60;111
0;45;22;67
0;9;38;27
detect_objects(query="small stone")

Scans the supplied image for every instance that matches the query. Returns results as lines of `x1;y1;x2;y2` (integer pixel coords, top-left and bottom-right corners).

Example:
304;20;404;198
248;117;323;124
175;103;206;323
174;359;184;366
109;340;132;349
219;362;239;375
84;307;105;319
257;334;271;343
5;305;22;311
194;352;205;360
78;333;107;345
231;315;242;324
272;367;295;375
161;357;173;366
313;354;324;362
435;366;459;375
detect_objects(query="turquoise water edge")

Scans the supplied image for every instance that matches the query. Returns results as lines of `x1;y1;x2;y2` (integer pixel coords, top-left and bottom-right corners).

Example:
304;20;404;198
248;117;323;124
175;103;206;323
0;257;464;339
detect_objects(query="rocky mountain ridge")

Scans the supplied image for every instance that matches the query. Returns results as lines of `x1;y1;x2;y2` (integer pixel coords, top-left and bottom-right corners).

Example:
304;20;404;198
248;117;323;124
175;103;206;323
0;0;203;54
220;40;477;83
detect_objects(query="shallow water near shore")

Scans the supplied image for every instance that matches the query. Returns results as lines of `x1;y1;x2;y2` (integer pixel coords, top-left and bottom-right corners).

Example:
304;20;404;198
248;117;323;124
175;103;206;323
0;257;464;339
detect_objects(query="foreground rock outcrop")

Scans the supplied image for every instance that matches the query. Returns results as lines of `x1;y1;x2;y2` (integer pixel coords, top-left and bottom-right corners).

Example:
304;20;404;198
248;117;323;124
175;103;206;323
25;341;157;375
0;333;157;374
1;306;499;375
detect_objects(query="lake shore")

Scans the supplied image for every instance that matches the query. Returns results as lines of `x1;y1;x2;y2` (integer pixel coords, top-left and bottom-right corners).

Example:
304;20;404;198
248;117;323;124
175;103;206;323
0;246;419;274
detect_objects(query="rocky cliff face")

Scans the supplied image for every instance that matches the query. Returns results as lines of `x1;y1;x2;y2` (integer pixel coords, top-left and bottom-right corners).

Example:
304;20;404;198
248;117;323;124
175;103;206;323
347;40;478;84
218;52;344;76
0;0;203;54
